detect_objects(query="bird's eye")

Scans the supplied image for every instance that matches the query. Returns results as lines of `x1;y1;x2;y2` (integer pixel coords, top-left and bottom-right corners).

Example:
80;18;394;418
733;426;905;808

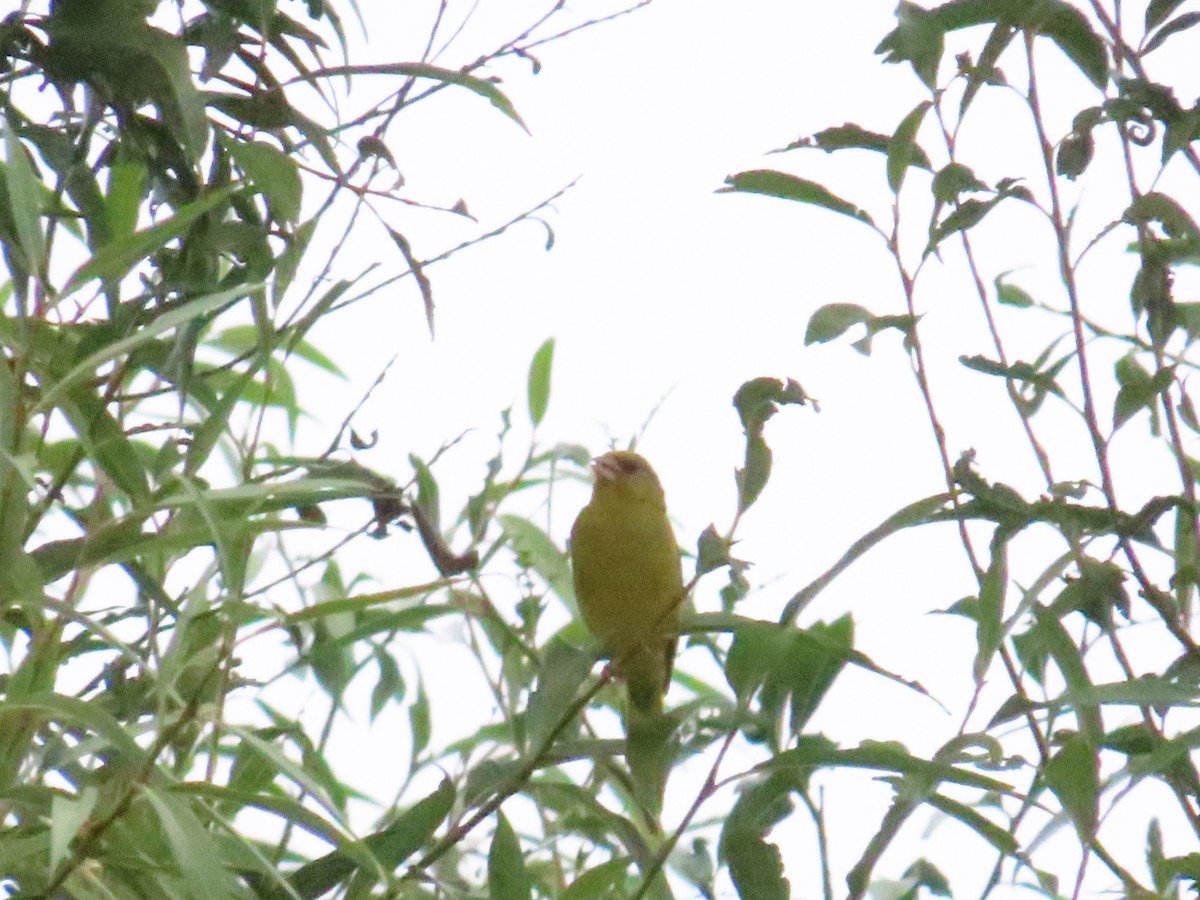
618;456;643;474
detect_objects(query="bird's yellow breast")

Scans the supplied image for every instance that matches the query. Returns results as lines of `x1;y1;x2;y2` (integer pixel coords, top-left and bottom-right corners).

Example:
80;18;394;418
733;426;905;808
570;451;683;713
570;489;683;657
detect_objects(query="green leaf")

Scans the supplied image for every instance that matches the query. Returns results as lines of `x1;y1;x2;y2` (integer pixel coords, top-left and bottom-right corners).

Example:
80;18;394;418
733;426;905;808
737;433;772;515
141;787;244;899
721;615;896;749
923;792;1019;856
932;162;987;205
1056;129;1094;180
386;227;434;335
500;514;575;613
225;731;283;803
1146;0;1187;32
1025;605;1103;742
927;195;1003;252
58;387;150;504
44;7;209;162
887;101;932;193
721;170;875;227
309;615;355;700
674;838;717;898
1112;353;1169;430
951;0;1108;88
1125;192;1200;241
527;337;554;427
732;377;811;513
806;303;915;355
875;2;945;88
974;537;1008;682
104;157;147;241
1021;1;1109;88
1052;557;1129;626
786;616;853;733
408;453;440;532
878;0;1108;90
409;679;431;770
525;639;592;750
805;303;871;345
369;648;405;722
294;62;528;131
281;778;455;899
284;583;452;627
488;812;532;900
772;735;1019;795
1176;505;1199;613
725;620;795;708
61;186;237;296
902;858;952;897
773;122;891;155
995;272;1034;307
560;858;632;900
1147;16;1199;54
1043;733;1099;841
223;136;303;224
718;770;794;900
0;342;35;604
696;524;732;576
0;693;148;767
49;788;97;870
4;126;45;278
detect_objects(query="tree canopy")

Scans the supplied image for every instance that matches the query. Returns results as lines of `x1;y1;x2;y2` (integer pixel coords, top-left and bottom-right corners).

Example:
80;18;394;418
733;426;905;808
2;1;1200;898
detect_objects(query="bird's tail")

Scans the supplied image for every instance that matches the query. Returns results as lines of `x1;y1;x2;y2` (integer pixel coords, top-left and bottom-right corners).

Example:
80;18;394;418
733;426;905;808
621;641;677;825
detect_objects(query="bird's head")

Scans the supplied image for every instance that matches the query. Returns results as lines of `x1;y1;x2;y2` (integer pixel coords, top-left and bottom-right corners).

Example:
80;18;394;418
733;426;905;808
590;450;666;504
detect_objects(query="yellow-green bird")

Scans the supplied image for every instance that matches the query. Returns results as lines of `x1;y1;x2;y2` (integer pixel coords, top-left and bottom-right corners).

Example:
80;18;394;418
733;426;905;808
570;450;683;716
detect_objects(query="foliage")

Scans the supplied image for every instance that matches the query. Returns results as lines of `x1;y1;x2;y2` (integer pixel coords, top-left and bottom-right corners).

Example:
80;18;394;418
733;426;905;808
720;0;1200;896
4;0;1200;899
0;0;642;896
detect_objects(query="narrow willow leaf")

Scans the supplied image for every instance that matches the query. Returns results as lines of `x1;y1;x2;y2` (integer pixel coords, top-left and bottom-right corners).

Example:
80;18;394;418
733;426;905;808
527;337;555;427
1044;733;1099;841
295;62;528;131
4;126;45;276
488;812;532;900
973;536;1008;682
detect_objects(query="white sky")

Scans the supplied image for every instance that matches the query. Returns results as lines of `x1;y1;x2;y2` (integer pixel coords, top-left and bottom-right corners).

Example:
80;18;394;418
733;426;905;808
247;0;1200;896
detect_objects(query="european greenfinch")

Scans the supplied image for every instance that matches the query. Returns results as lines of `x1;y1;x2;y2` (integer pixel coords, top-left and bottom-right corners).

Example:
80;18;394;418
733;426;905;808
569;450;683;716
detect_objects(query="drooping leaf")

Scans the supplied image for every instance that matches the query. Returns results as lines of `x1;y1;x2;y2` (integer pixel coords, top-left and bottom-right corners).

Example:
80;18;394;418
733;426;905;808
732;377;812;513
294;62;528;131
720;170;875;227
